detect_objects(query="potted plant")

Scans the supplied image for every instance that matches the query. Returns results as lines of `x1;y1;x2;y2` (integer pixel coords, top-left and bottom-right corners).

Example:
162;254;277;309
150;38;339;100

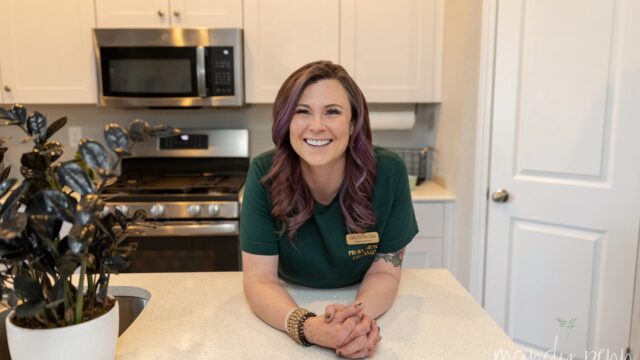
0;104;179;359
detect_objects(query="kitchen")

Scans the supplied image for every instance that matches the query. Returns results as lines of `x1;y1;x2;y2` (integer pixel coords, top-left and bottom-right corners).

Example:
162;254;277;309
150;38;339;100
0;0;639;359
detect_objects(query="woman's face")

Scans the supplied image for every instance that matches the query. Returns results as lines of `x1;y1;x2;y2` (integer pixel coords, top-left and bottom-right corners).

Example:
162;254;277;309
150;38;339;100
289;79;353;173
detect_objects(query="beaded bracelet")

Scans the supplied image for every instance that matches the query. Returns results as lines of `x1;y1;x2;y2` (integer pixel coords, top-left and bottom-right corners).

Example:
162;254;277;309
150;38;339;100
298;311;316;346
286;307;316;346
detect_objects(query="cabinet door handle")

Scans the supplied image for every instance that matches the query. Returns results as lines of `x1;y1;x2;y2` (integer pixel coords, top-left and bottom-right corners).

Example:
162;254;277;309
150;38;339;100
173;10;181;17
157;9;165;17
3;86;11;92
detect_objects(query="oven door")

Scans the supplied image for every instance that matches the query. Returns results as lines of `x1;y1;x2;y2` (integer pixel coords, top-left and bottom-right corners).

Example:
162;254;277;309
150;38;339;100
121;221;240;273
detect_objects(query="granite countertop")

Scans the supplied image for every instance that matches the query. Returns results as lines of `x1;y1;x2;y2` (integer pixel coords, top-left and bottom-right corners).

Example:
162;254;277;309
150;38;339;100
411;181;455;202
111;269;522;359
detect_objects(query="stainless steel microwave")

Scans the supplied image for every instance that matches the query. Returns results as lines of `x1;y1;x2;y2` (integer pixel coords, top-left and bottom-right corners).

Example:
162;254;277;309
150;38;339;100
93;28;243;107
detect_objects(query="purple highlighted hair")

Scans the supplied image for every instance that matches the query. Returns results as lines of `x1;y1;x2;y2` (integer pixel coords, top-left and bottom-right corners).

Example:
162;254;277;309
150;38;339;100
261;60;377;240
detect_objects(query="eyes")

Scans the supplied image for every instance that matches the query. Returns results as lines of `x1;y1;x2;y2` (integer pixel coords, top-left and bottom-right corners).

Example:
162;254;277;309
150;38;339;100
294;107;342;116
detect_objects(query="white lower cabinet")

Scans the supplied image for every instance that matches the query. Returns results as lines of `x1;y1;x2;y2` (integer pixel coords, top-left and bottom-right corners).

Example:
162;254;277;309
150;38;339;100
404;201;453;268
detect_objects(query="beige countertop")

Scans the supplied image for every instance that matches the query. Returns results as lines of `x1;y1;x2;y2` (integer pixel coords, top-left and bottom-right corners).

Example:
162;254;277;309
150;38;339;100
110;269;522;359
411;181;455;202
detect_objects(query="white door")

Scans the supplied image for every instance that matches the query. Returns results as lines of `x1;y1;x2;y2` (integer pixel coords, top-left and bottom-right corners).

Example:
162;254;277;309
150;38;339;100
339;0;443;103
95;0;170;28
485;0;640;358
243;0;339;103
171;0;242;28
0;0;97;104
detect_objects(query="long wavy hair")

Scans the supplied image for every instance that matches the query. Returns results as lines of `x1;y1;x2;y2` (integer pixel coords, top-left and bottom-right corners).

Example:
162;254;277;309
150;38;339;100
262;60;377;240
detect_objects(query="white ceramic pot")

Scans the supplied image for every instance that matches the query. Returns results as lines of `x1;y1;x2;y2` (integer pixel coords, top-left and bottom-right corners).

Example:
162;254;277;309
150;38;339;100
6;299;119;360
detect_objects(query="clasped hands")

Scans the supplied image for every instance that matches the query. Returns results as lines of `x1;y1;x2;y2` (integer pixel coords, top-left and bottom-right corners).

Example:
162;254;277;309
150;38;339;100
303;302;381;358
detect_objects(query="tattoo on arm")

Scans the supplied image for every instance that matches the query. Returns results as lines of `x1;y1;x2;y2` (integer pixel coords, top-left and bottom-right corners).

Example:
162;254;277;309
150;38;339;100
373;248;405;267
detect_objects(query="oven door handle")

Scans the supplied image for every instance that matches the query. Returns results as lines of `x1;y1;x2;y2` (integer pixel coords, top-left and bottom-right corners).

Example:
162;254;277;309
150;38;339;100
127;221;238;237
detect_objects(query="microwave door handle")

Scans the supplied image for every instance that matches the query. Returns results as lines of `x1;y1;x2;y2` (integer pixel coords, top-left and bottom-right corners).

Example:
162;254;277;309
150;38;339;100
196;46;207;98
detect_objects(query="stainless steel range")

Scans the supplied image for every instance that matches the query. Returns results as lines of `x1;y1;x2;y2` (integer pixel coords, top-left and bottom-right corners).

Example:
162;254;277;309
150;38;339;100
101;129;248;272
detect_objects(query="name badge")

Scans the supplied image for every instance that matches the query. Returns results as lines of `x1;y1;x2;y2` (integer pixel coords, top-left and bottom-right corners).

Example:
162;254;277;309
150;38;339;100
346;232;380;245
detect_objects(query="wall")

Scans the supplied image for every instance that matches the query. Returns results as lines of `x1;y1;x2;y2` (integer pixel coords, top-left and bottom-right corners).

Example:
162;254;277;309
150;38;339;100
434;0;483;289
1;103;435;176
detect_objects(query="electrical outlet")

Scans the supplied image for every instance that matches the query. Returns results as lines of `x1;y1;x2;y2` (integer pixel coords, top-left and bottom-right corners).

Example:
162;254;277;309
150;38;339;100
68;126;82;148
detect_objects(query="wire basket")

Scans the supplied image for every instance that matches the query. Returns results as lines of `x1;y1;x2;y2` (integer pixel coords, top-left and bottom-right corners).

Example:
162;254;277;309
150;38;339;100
387;147;432;184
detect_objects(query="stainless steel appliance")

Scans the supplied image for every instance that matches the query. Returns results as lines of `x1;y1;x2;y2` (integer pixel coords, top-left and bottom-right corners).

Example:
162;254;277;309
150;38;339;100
101;129;249;272
93;28;244;108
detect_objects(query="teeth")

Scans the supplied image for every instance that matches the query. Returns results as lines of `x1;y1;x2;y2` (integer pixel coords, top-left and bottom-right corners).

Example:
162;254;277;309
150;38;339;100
305;139;332;147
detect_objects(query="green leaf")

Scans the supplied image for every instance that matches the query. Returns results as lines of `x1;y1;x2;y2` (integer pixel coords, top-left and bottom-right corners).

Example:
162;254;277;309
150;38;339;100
0;178;17;197
78;139;111;173
7;104;27;125
0;180;30;221
26;111;47;143
0;165;12;182
8;290;18;307
0;107;18;121
14;274;44;302
0;212;27;240
45;116;67;141
42;141;64;163
44;298;64;309
15;300;45;318
131;209;146;223
57;256;79;278
52;278;65;301
128;118;150;142
104;124;130;153
55;161;95;195
21;151;49;172
104;254;129;273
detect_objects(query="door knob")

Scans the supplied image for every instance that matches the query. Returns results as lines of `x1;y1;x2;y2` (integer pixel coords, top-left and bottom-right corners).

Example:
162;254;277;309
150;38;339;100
157;9;165;17
173;10;181;17
491;189;509;203
3;86;11;92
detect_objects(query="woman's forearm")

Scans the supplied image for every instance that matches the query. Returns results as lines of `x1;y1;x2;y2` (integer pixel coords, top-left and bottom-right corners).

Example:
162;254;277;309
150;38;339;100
243;279;298;331
354;271;401;319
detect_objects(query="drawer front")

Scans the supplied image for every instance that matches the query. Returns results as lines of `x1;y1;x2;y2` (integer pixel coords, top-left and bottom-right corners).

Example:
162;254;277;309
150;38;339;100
413;202;444;237
404;236;443;268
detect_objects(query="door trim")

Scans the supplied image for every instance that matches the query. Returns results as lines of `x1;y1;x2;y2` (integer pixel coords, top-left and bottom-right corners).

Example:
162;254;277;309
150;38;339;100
469;0;498;304
631;225;640;357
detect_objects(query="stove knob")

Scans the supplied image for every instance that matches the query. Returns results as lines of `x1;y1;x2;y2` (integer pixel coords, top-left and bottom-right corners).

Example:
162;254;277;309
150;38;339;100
187;204;202;217
115;205;130;217
208;204;220;216
150;204;166;217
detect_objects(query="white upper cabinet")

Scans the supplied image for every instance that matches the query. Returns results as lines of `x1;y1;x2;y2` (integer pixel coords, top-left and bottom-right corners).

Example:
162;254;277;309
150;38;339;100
95;0;171;28
170;0;242;28
0;0;97;104
95;0;242;28
244;0;443;104
340;0;443;103
243;0;340;103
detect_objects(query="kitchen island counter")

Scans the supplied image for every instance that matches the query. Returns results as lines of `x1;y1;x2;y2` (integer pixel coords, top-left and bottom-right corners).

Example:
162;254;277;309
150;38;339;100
111;269;522;359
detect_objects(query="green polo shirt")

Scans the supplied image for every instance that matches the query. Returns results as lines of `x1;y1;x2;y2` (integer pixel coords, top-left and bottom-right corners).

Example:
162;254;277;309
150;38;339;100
240;146;418;288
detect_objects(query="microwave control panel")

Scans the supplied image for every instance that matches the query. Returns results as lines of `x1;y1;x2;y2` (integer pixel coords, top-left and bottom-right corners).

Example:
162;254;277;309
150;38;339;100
207;47;235;96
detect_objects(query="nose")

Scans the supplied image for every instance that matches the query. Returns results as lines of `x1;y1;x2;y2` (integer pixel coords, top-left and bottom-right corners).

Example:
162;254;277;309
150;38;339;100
308;114;326;132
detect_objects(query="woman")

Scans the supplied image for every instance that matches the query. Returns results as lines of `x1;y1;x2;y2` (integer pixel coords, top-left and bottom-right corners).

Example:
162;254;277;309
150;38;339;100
241;61;418;358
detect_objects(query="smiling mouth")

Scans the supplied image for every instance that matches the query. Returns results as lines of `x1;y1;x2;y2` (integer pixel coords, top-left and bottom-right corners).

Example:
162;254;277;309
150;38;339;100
304;139;333;147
